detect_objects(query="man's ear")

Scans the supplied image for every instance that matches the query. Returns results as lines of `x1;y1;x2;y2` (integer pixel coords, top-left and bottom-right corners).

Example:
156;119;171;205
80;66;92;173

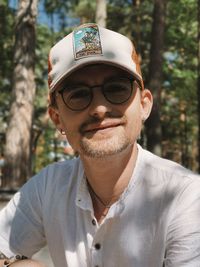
141;89;153;121
48;106;63;130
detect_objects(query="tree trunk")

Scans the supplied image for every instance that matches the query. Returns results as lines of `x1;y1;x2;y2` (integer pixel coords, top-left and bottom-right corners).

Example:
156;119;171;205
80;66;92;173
145;0;166;156
198;0;200;172
95;0;107;27
2;0;38;189
131;0;141;50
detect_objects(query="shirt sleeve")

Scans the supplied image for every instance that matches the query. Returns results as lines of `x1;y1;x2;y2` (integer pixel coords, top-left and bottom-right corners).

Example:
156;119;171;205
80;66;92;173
164;177;200;266
0;170;47;258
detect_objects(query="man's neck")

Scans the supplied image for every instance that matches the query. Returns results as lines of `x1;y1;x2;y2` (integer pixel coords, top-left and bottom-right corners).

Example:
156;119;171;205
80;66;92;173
80;142;138;220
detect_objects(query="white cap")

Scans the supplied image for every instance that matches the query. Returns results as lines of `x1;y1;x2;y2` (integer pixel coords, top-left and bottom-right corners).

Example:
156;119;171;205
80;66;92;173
48;23;143;93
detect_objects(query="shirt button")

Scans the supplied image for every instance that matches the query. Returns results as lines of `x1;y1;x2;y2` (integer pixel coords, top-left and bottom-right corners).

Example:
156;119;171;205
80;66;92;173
95;243;101;250
92;219;96;225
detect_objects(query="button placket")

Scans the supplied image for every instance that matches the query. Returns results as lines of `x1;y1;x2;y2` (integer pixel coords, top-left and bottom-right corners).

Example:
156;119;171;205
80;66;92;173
91;242;103;267
90;214;108;267
90;229;104;267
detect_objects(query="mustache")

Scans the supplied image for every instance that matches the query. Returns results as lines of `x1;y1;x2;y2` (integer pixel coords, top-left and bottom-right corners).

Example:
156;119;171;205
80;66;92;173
79;113;126;134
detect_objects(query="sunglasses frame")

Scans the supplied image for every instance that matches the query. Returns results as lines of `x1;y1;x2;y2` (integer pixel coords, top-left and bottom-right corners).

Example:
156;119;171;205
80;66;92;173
58;77;140;111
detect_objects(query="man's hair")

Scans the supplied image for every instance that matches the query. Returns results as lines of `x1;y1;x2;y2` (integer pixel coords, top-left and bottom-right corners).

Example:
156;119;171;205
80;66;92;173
48;91;57;108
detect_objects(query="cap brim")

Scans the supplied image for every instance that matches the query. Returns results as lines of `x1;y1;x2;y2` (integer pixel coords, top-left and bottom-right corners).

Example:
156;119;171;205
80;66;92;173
50;60;142;94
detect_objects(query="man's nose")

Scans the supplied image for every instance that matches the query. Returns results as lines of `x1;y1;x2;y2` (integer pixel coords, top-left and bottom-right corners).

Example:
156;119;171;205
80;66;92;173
88;88;112;118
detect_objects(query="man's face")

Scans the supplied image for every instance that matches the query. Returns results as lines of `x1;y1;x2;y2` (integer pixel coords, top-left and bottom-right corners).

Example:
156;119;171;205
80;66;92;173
49;64;152;158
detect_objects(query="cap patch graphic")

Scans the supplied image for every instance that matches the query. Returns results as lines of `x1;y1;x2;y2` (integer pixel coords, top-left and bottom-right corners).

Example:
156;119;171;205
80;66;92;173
73;24;103;59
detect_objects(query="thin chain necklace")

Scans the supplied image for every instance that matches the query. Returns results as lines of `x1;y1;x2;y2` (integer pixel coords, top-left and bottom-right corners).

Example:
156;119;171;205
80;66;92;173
87;180;112;208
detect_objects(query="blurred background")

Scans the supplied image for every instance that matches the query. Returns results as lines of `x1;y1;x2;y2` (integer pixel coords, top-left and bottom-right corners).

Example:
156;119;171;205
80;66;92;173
0;0;200;192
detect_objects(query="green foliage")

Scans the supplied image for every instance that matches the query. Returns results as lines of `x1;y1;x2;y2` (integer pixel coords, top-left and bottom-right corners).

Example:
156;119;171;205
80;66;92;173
74;0;96;22
165;0;197;94
161;0;198;169
33;121;56;173
44;0;70;14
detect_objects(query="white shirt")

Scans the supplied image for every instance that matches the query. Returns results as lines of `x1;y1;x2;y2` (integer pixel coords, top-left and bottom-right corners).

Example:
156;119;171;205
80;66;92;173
0;145;200;267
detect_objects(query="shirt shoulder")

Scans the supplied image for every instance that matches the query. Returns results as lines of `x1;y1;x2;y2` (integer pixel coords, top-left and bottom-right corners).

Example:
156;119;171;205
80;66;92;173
28;157;83;193
135;145;200;214
137;145;200;183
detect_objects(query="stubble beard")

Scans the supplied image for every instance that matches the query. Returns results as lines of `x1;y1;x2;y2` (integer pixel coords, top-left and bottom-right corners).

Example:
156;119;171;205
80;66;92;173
79;133;133;158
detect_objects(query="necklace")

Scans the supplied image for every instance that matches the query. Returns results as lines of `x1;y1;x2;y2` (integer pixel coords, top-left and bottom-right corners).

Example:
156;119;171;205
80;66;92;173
87;180;112;208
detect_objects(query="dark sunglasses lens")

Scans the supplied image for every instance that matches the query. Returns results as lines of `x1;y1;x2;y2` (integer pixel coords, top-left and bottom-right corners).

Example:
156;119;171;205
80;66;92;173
103;79;133;104
63;87;92;111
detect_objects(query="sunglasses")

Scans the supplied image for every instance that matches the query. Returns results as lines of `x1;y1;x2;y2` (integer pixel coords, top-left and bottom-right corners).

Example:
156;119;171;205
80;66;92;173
58;77;140;111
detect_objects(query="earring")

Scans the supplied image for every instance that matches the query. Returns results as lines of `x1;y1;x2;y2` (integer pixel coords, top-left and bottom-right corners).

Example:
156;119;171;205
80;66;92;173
142;118;146;124
59;129;66;135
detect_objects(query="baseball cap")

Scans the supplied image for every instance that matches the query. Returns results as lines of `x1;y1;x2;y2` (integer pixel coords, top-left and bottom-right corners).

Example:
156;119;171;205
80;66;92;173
48;23;144;94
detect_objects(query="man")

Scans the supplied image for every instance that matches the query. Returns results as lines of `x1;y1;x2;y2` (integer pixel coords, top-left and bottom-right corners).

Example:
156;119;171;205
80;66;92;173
0;23;200;267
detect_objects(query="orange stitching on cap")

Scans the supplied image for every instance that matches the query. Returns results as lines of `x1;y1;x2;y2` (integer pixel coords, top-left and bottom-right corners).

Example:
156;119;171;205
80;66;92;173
131;48;141;76
47;94;51;105
131;44;144;90
48;54;52;88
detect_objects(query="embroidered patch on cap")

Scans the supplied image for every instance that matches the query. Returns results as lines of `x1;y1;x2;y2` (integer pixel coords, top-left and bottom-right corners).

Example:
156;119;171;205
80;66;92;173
73;24;103;60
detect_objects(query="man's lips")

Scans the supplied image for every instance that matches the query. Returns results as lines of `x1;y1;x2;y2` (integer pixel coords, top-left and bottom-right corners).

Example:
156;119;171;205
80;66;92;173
82;121;123;133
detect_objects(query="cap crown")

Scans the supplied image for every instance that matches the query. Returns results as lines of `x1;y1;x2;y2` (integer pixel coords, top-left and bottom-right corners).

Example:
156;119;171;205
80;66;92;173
48;23;143;93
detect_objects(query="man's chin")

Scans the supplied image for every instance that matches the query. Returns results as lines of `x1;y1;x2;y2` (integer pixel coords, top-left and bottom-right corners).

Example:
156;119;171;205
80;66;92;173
79;138;130;159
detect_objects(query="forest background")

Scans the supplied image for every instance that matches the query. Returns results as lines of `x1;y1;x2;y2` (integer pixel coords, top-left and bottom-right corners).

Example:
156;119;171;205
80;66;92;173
0;0;200;189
